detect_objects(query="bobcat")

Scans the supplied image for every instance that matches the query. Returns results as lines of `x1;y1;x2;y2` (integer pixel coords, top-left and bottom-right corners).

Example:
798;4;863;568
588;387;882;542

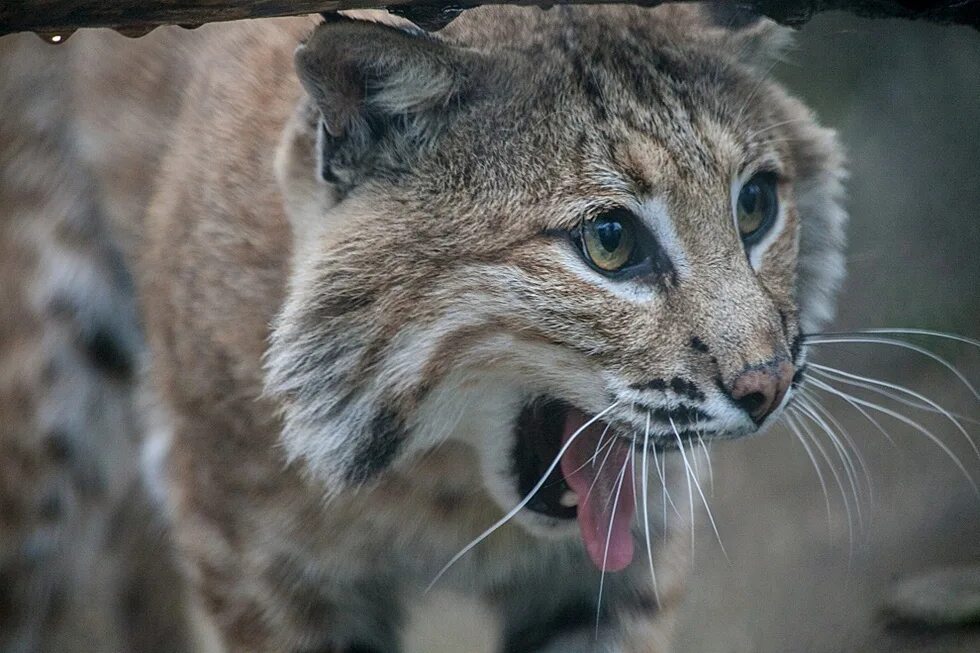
5;4;848;652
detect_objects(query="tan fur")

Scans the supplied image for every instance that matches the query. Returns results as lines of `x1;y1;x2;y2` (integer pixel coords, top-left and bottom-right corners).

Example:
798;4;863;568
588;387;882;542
5;5;846;651
0;33;196;652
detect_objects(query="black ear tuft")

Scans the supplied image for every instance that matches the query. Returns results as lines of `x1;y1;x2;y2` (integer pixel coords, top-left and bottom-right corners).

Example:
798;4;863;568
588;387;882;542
388;5;465;32
319;11;349;24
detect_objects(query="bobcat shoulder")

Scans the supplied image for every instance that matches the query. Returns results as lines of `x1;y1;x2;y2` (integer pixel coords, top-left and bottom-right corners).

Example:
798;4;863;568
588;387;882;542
128;5;844;651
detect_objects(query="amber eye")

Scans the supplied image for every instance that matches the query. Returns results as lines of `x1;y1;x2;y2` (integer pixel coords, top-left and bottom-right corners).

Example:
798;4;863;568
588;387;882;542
580;210;638;273
736;172;779;246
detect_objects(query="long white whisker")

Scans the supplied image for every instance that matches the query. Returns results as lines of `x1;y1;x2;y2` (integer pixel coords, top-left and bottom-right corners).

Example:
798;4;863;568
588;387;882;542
802;389;875;516
651;441;680;518
809;328;980;349
677;430;694;558
427;401;620;591
690;435;701;478
810;364;979;459
792;403;856;551
809;379;979;495
803;336;979;400
697;432;715;497
641;413;661;606
810;367;979;426
585;428;620;506
565;437;616;480
784;413;833;528
670;418;728;560
652;446;669;542
795;398;866;529
805;376;897;447
592;422;614;469
596;448;632;635
631;432;639;519
660;450;670;543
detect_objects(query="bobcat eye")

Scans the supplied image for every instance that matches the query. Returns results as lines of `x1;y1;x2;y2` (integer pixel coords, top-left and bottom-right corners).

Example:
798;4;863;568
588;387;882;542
578;209;638;273
736;172;779;246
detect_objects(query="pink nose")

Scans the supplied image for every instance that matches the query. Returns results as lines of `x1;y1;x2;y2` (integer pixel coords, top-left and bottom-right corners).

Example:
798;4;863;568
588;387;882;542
729;359;795;424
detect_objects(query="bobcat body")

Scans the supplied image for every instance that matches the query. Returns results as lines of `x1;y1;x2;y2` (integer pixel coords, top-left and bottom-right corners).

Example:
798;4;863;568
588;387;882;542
5;5;847;652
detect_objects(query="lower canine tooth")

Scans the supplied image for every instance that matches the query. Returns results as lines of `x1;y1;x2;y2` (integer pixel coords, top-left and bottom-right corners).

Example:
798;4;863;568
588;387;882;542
559;490;578;508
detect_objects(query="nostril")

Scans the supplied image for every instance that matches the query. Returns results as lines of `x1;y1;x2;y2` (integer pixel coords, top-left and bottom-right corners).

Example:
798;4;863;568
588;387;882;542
728;360;795;424
736;391;768;419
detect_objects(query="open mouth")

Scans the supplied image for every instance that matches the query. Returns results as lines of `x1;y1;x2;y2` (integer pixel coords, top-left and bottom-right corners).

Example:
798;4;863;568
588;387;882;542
513;398;637;572
513;400;580;520
512;397;723;572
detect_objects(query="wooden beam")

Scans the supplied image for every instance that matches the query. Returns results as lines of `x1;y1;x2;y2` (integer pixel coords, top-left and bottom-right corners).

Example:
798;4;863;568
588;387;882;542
2;1;978;39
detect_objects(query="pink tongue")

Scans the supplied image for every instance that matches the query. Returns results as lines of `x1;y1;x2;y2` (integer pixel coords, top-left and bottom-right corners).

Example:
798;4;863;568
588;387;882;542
560;409;635;572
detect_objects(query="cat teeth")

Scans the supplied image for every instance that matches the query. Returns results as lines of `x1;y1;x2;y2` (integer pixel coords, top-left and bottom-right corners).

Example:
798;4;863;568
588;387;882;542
559;490;579;508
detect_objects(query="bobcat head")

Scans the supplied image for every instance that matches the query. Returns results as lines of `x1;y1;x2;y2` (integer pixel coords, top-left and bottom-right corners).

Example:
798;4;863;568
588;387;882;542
265;5;845;569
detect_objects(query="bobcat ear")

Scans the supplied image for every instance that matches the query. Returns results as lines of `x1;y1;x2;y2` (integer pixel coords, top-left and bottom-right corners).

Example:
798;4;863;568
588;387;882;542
702;4;793;69
295;18;471;183
729;19;793;69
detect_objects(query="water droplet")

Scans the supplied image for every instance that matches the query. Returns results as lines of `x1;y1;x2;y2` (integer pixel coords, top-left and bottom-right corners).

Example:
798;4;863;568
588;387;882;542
36;29;75;44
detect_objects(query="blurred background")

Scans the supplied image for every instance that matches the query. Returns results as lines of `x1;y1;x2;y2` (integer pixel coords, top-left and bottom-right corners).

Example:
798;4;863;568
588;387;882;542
1;8;978;653
674;12;980;653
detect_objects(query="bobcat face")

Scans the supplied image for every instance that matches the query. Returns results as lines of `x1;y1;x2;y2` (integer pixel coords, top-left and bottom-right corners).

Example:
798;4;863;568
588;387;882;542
265;6;845;568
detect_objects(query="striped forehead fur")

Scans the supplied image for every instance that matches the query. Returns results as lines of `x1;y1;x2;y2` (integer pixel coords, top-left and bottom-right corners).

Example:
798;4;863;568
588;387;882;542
265;4;847;492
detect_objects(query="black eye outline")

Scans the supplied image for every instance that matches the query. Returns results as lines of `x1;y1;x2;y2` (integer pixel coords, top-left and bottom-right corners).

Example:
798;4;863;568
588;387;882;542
736;171;780;248
570;208;658;281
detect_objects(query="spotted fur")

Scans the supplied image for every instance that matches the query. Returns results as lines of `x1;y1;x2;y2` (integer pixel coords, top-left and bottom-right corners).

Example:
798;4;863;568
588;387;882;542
20;4;848;652
0;33;194;652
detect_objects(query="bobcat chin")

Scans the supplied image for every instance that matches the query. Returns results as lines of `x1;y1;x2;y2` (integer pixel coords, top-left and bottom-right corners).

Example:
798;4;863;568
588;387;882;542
77;4;846;651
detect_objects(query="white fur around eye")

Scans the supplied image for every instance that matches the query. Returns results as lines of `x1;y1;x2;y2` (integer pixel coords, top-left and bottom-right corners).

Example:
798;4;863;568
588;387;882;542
730;173;787;271
636;195;690;276
560;196;687;303
559;245;659;304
